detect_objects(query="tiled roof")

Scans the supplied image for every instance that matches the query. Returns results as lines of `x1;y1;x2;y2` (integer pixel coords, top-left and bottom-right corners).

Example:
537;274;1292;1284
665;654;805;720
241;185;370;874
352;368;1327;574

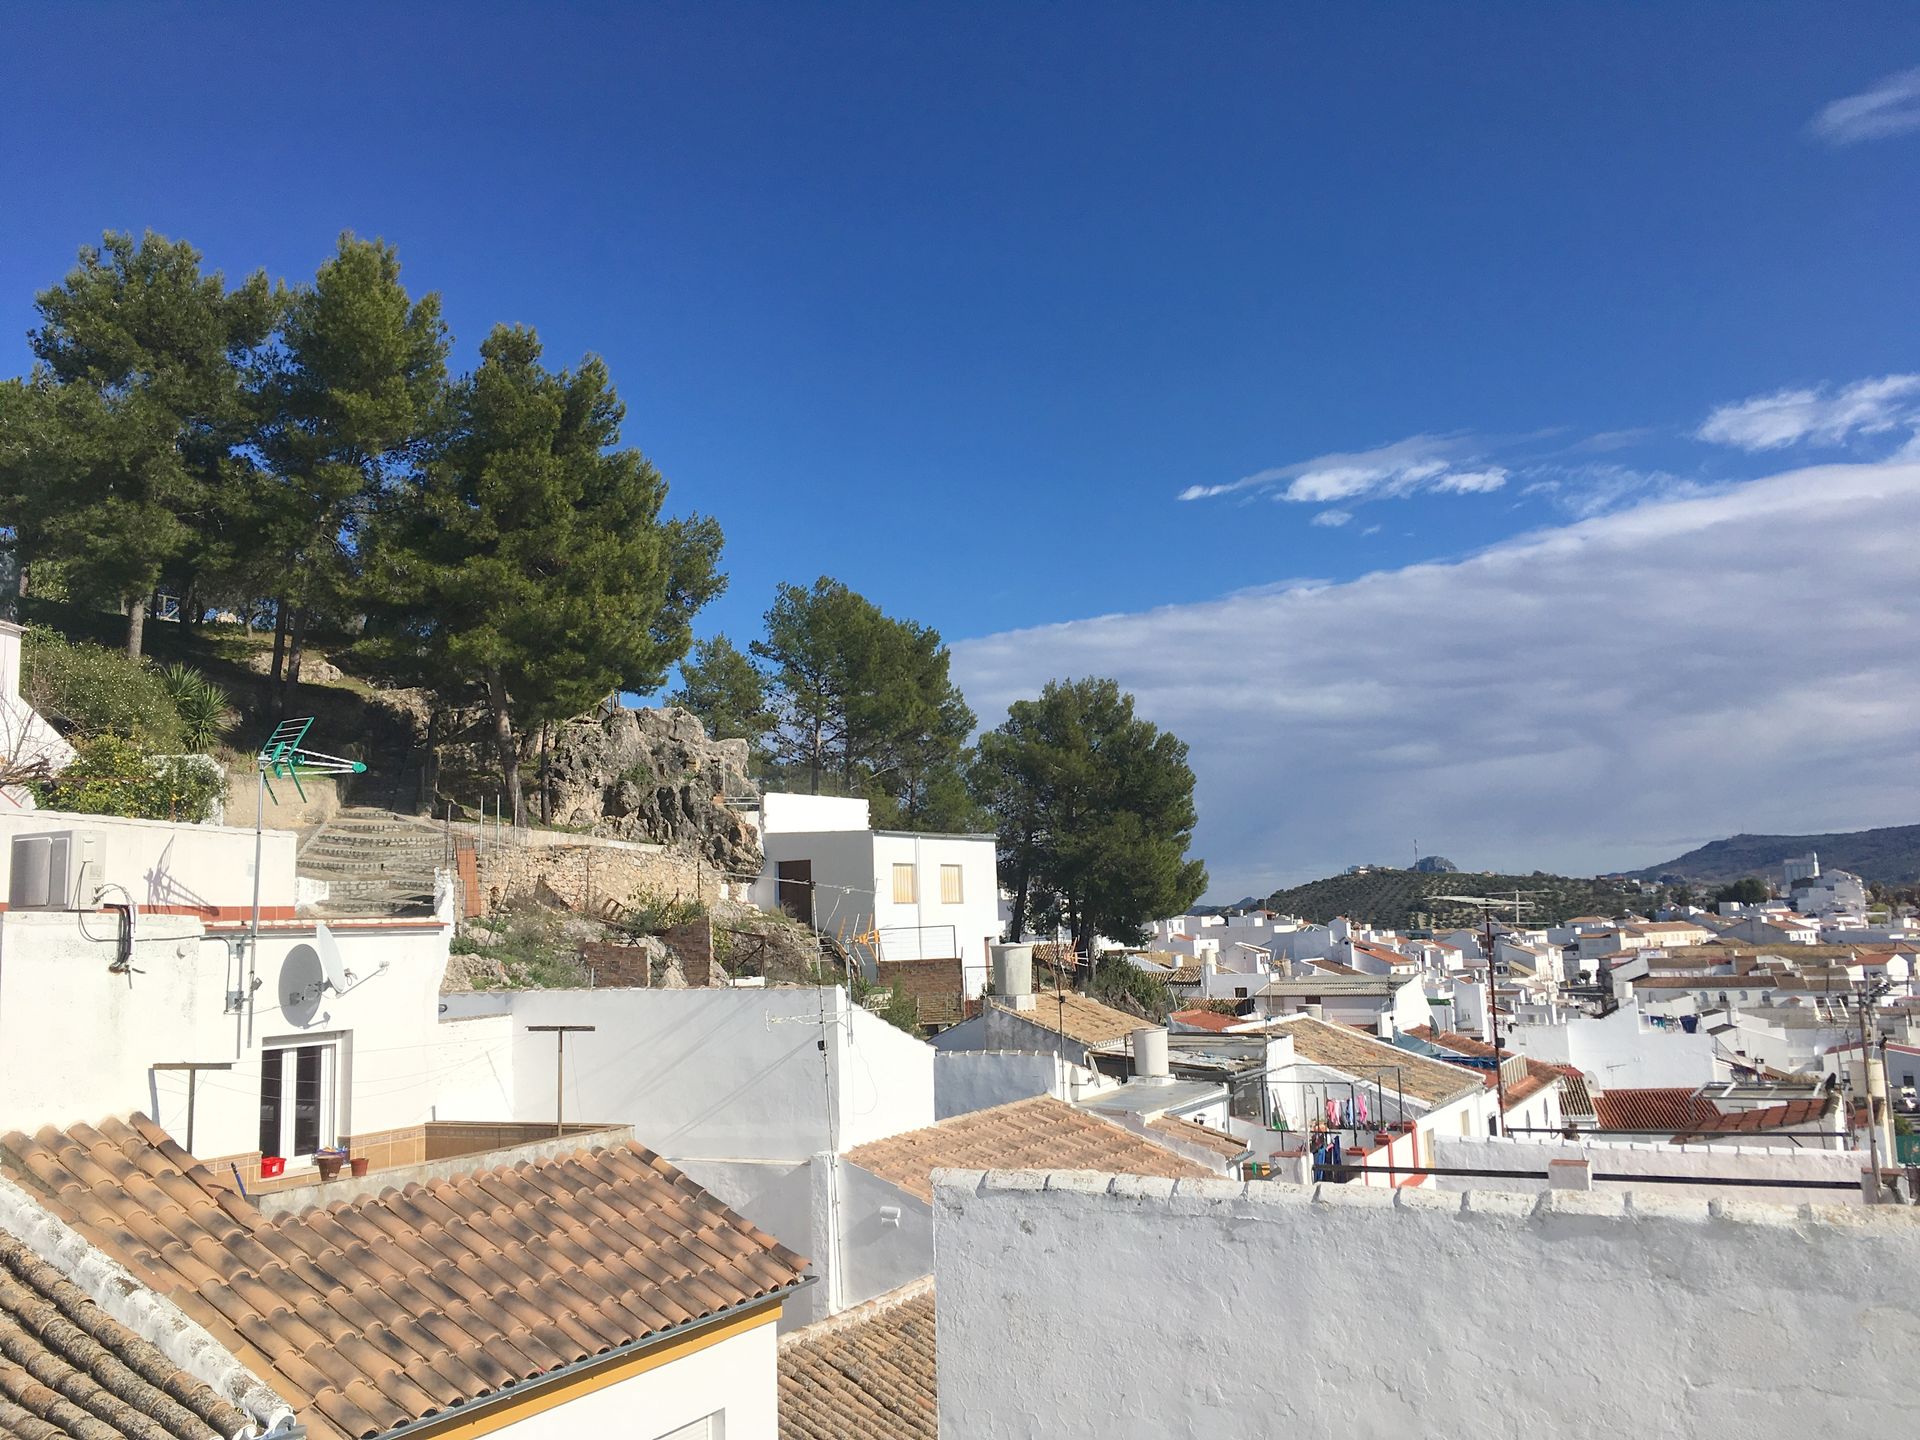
1146;1116;1249;1162
1407;1027;1573;1112
1305;959;1363;976
1270;1016;1481;1106
991;994;1147;1049
1677;1096;1835;1138
1166;964;1203;986
1168;1008;1245;1033
1558;1071;1596;1119
1592;1089;1717;1132
1;1116;809;1440
778;1281;935;1440
0;1229;256;1440
843;1097;1209;1203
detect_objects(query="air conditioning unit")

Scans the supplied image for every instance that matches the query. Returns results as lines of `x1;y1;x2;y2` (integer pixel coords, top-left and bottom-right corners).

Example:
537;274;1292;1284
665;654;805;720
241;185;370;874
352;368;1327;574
8;830;104;910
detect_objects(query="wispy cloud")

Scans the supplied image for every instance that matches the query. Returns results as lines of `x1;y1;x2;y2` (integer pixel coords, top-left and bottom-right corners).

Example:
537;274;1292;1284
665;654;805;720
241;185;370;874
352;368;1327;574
1311;508;1352;528
1813;67;1920;145
1697;374;1920;451
1180;433;1503;509
957;461;1920;898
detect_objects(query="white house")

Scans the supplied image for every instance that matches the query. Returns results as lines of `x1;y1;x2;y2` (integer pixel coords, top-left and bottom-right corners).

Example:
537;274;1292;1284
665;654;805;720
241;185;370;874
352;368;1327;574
749;792;1001;997
0;620;75;808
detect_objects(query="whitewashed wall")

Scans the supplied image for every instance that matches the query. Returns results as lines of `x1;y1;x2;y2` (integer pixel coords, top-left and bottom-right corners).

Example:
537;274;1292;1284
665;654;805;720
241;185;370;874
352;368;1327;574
934;1170;1920;1440
1431;1134;1865;1205
1504;999;1716;1087
488;1317;778;1440
0;909;452;1159
0;809;298;913
935;1049;1107;1119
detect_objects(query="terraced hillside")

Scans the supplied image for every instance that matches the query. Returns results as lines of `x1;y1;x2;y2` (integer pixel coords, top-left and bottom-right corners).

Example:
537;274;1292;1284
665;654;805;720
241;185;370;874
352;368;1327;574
1261;868;1637;930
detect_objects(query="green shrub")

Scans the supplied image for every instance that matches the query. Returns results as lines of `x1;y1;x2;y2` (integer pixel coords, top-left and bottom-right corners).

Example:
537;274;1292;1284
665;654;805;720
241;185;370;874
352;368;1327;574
33;734;224;822
20;628;186;748
157;663;237;752
617;887;707;936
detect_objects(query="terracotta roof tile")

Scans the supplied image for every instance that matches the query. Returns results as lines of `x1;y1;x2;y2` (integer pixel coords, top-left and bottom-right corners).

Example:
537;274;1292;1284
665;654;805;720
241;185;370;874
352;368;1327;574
1;1117;809;1440
843;1098;1210;1203
0;1231;255;1440
778;1282;935;1440
1270;1017;1482;1107
1145;1116;1249;1162
990;994;1149;1049
1167;1009;1245;1034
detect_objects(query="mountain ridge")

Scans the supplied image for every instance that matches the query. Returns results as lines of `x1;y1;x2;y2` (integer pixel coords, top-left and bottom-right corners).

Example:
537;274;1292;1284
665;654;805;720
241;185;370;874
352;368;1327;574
1622;823;1920;887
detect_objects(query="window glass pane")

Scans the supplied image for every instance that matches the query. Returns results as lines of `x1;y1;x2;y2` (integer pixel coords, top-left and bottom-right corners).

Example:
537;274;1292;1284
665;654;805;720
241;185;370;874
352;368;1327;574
258;1049;284;1157
293;1046;323;1155
892;864;916;904
940;864;963;904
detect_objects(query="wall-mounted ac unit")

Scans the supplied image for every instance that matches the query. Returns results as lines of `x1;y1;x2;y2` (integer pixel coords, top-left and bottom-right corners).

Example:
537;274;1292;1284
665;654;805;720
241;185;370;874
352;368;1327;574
8;830;104;910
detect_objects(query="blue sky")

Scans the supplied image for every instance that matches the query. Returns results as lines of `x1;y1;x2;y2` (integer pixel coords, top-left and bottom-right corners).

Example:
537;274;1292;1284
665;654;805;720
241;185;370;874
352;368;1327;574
4;7;1918;892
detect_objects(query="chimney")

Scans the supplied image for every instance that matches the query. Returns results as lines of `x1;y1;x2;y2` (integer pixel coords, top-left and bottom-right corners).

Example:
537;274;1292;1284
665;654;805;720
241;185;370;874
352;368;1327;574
1375;1010;1394;1040
1131;1026;1170;1081
1304;1003;1324;1022
992;943;1035;1012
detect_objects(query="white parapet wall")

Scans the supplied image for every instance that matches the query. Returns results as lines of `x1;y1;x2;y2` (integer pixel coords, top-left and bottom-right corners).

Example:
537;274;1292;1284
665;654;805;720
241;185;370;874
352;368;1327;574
1431;1133;1867;1205
932;1170;1920;1440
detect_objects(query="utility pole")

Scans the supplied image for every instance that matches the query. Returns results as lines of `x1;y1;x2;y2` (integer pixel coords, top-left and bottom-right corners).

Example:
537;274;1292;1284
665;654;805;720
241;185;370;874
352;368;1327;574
150;1061;234;1154
1854;976;1888;1203
1484;907;1508;1134
527;1024;596;1136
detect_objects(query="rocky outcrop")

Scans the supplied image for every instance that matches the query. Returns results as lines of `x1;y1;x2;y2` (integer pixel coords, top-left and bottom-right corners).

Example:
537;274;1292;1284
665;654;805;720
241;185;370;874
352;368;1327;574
545;706;761;873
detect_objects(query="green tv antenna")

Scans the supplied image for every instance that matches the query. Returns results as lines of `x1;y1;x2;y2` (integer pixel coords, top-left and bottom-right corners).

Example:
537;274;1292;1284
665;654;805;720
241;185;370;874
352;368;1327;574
239;719;367;1047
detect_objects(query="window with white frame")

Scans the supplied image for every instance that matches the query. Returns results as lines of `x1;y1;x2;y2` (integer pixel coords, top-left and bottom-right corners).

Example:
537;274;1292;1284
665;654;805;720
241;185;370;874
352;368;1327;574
654;1413;721;1440
259;1039;339;1161
940;863;964;904
891;863;917;904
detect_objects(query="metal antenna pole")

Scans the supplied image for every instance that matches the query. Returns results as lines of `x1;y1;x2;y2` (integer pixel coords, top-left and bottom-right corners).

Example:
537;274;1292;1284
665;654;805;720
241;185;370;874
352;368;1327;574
1856;976;1885;1203
246;765;265;1048
528;1024;595;1136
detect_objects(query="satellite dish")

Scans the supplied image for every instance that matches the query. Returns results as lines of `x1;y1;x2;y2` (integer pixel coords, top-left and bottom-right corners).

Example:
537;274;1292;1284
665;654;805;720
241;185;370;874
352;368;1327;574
315;923;349;993
281;944;326;1028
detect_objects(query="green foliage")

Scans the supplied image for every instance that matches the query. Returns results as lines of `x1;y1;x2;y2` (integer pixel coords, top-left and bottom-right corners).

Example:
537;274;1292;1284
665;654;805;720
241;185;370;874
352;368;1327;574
670;634;772;748
0;230;278;655
1713;876;1772;906
1088;955;1174;1021
972;677;1206;966
753;577;977;832
367;325;723;822
1261;868;1635;930
616;887;707;936
32;733;223;821
20;626;186;748
156;662;236;751
449;908;591;989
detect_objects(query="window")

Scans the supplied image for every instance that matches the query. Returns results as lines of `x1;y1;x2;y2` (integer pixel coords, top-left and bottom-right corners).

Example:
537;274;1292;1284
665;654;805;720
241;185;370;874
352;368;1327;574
891;863;917;904
654;1415;721;1440
259;1041;337;1161
940;863;964;904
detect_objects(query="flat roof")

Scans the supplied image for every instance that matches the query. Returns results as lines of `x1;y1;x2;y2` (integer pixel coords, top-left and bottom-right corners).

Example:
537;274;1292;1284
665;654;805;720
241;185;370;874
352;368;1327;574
1080;1078;1229;1117
1255;976;1397;995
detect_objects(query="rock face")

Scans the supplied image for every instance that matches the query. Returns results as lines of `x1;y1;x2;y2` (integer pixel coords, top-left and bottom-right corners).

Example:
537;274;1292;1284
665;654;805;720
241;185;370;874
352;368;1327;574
545;706;762;873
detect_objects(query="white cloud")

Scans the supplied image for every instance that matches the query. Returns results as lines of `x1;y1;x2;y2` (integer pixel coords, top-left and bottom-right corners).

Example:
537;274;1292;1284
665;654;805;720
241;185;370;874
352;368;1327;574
1310;508;1352;528
1813;67;1920;145
1696;374;1920;451
1431;467;1507;494
955;462;1920;900
1181;433;1506;509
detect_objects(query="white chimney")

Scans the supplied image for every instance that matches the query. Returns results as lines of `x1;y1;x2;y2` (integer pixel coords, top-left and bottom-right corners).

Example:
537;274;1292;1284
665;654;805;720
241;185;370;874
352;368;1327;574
1375;1011;1395;1040
1131;1026;1170;1080
1304;1003;1324;1022
992;943;1035;1012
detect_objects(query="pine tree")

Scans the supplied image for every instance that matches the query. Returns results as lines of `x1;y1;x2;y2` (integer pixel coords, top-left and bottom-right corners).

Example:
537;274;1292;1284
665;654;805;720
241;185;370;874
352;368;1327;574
671;635;772;749
7;231;277;656
368;325;723;824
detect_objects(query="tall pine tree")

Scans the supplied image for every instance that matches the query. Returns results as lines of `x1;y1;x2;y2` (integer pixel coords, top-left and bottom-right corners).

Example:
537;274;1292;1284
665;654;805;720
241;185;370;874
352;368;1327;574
368;325;722;823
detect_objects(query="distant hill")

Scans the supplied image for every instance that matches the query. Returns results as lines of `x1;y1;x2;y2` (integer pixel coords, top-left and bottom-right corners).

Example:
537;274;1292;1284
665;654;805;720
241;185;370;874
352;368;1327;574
1625;824;1920;888
1261;868;1636;930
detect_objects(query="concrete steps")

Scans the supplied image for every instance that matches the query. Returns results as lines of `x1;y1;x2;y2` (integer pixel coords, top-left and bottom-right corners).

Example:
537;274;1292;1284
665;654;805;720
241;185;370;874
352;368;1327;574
297;806;444;916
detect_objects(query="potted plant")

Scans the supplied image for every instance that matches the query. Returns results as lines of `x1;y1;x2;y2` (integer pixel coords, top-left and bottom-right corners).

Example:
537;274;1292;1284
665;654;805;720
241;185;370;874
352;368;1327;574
315;1148;347;1181
349;1156;371;1178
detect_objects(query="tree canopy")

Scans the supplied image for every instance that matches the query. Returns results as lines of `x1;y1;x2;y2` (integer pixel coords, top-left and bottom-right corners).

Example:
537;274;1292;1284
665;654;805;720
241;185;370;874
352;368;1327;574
367;324;723;823
971;676;1207;978
670;634;772;751
751;576;977;831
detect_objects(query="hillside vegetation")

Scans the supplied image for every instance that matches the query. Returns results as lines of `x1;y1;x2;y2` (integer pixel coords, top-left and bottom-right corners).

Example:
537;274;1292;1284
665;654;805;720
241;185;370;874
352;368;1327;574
1626;824;1920;887
1262;868;1637;930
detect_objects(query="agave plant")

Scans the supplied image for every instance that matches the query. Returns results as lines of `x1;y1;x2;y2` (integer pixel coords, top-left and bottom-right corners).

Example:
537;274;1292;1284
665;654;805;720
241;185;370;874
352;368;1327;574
157;662;238;753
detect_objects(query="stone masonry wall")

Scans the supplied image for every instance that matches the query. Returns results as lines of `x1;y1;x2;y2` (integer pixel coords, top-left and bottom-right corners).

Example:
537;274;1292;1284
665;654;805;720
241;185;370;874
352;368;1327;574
472;840;715;920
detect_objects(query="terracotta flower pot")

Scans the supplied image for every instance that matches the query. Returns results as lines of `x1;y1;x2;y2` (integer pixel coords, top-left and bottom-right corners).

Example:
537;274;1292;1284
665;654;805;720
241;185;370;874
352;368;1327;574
349;1157;370;1178
315;1154;345;1181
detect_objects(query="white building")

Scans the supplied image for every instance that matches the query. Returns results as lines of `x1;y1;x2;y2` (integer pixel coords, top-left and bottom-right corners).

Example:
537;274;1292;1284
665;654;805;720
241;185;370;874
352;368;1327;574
0;620;76;808
749;792;1001;997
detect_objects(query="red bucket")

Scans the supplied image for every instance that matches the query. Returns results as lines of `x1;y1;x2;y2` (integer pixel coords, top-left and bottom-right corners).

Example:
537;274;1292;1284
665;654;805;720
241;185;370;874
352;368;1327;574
260;1156;286;1179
